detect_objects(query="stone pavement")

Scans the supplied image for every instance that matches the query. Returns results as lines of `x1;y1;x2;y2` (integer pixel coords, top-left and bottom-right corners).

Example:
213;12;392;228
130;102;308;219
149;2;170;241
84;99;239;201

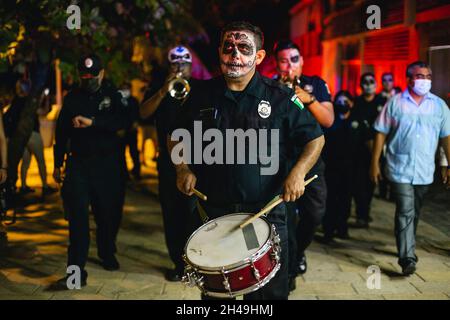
0;149;449;300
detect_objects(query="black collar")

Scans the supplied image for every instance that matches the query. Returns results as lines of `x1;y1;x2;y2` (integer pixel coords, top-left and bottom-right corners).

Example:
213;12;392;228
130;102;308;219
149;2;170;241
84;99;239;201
215;71;265;102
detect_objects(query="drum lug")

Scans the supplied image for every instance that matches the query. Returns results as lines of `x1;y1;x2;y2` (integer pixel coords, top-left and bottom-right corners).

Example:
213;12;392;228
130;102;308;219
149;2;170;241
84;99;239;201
182;265;205;291
221;268;233;297
251;260;261;282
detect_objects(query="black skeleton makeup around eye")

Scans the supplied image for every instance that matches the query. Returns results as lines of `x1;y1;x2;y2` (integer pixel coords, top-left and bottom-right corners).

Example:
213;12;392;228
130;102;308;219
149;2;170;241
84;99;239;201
290;55;300;63
222;41;235;55
237;43;254;56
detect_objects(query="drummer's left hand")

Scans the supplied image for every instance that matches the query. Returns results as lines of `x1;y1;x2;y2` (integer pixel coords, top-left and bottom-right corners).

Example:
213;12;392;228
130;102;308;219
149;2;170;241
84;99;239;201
282;170;306;202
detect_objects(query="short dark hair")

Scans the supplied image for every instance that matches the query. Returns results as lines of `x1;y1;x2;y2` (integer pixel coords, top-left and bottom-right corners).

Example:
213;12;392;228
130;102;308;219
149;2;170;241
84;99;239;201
273;40;300;56
220;21;264;51
381;72;393;79
406;61;430;78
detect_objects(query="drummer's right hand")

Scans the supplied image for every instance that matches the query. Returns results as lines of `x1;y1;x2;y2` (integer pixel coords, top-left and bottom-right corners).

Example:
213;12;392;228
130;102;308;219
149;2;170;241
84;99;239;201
175;164;197;196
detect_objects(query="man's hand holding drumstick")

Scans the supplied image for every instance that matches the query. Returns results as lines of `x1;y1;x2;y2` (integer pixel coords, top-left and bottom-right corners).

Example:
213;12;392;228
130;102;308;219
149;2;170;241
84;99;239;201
175;163;197;196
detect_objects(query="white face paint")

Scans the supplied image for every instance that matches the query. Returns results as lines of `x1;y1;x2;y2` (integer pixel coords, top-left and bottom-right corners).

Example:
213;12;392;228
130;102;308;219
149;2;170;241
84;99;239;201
276;48;302;81
220;31;257;79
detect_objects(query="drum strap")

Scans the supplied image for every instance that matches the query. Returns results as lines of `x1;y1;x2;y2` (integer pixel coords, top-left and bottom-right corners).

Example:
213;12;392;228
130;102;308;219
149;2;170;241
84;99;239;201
196;200;209;223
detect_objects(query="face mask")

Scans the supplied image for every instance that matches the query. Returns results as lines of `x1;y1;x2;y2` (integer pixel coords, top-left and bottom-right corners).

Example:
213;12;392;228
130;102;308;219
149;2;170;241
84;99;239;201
412;79;431;96
335;96;350;113
335;103;350;114
120;89;130;99
81;77;101;93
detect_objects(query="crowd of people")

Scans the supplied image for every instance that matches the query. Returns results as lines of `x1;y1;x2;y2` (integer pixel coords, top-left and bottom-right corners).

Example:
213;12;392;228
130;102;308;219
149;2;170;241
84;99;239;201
0;21;449;300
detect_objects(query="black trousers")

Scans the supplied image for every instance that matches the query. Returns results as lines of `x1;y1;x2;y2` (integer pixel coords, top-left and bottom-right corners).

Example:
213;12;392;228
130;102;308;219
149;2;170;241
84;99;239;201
287;174;327;276
322;165;352;237
62;153;124;274
157;158;196;272
352;159;374;221
189;202;289;300
122;129;141;177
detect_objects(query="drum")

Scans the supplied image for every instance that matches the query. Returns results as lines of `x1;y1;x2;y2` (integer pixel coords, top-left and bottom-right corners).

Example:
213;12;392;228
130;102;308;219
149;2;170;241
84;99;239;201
182;213;281;298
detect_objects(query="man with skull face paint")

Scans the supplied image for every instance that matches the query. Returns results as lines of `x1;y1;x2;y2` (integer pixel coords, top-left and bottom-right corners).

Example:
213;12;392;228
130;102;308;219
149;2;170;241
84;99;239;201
52;54;130;287
170;22;324;300
350;72;386;228
272;40;333;290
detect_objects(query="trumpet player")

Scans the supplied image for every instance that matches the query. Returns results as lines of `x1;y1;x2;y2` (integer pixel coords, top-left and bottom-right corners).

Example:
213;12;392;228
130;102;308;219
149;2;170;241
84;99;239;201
140;45;197;282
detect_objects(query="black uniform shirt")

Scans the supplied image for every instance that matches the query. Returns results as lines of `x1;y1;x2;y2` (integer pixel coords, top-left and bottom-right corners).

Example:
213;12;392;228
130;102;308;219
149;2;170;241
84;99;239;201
54;80;128;168
172;72;323;205
143;78;200;160
274;74;331;175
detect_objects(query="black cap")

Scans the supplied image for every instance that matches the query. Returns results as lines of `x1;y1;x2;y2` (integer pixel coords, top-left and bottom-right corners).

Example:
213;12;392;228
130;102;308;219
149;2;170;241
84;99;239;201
78;54;103;78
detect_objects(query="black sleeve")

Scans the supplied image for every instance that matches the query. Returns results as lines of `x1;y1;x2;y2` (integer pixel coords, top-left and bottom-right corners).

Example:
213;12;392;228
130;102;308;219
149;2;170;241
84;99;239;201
314;78;332;103
53;97;72;168
92;90;130;131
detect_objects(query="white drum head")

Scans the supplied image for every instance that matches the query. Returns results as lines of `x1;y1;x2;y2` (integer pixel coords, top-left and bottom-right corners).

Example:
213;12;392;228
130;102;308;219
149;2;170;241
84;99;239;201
185;213;271;269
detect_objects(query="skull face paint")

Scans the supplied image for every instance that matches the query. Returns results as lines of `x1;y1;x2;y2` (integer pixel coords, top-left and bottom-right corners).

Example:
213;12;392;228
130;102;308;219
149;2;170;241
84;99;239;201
276;48;302;81
361;76;376;95
220;31;257;79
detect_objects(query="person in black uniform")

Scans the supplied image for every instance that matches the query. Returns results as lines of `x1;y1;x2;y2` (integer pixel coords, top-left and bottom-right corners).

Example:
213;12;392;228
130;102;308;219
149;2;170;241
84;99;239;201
322;91;356;241
169;22;324;300
351;72;385;228
272;40;334;290
118;82;141;180
53;54;129;287
140;46;197;282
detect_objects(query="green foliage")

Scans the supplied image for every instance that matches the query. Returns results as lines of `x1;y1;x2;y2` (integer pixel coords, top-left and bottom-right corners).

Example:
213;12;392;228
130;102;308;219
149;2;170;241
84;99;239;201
0;0;201;82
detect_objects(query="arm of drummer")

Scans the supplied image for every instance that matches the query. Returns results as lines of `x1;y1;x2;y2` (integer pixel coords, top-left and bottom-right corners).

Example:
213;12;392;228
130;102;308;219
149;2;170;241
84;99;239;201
167;134;197;196
283;136;324;202
283;97;325;202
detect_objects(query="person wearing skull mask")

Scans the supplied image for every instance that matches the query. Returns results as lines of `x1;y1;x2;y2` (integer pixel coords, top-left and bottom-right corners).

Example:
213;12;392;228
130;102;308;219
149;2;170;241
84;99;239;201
350;73;385;228
273;40;333;291
140;46;197;282
170;21;324;300
371;61;450;275
52;54;130;288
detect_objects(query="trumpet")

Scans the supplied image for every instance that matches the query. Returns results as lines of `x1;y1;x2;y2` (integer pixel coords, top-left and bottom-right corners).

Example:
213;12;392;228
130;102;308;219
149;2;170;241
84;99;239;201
168;72;191;100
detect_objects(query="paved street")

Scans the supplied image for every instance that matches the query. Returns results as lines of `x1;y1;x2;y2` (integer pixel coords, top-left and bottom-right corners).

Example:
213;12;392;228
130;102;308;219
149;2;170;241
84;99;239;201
0;148;449;300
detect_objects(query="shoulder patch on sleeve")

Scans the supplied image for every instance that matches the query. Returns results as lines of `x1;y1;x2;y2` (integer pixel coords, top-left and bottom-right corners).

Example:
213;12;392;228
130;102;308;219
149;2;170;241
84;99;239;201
291;94;304;110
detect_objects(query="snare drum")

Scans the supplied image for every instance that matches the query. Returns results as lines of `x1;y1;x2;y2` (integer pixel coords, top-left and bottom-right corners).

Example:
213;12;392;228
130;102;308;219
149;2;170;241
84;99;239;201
182;213;281;298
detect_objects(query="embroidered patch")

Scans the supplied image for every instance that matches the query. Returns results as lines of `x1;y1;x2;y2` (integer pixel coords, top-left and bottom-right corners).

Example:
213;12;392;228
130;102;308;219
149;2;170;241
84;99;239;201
291;94;304;110
304;84;313;93
85;58;93;68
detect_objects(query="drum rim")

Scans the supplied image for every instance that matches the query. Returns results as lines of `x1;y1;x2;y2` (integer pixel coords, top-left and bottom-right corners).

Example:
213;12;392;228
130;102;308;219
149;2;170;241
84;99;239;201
184;213;275;272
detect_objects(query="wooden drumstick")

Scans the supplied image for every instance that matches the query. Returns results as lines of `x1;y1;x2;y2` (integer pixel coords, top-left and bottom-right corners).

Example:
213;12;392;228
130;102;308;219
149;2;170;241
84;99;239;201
192;188;207;201
239;175;318;229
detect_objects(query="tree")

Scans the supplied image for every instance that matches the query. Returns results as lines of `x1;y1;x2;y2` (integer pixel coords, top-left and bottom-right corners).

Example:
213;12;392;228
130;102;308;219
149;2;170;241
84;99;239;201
0;0;203;185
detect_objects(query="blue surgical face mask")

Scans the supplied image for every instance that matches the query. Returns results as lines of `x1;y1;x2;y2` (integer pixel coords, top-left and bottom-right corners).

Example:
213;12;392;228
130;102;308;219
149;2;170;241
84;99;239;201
412;79;431;96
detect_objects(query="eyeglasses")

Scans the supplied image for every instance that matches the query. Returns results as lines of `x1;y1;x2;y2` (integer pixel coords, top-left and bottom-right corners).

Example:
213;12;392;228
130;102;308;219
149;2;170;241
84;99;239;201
170;54;191;61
